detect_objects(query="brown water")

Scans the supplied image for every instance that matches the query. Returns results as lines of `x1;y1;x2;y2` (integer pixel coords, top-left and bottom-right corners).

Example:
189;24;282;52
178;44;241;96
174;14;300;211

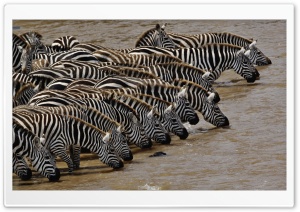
12;20;286;190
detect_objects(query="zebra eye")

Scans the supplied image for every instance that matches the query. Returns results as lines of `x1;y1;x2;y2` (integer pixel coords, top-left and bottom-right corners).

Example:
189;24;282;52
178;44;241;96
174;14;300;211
172;118;177;122
155;123;160;127
44;155;51;160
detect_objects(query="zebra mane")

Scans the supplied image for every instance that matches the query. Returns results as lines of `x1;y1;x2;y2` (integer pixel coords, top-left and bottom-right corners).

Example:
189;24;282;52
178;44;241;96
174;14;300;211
78;104;122;127
13;121;37;137
115;93;154;111
13;33;28;48
132;93;171;106
144;53;183;63
158;62;207;74
115;66;160;79
60;113;108;138
105;96;140;119
19;31;43;46
135;24;160;47
14;83;36;99
172;79;210;94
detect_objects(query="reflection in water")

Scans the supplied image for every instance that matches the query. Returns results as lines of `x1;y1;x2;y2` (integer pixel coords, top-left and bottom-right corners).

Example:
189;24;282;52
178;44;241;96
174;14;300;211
12;20;286;190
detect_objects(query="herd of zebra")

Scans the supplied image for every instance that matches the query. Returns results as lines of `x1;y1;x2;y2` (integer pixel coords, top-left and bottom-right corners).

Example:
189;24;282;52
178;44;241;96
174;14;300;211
12;23;272;182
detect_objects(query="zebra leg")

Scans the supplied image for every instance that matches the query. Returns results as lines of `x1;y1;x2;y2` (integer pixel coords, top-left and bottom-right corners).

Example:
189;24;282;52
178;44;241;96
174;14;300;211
70;145;81;169
53;149;74;173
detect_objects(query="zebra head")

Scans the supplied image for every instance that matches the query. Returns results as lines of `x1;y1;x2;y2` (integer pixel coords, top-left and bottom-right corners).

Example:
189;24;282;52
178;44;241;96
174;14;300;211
245;40;272;66
135;24;176;48
127;112;152;149
202;101;230;127
13;125;60;181
162;103;189;140
145;105;171;144
175;86;200;125
31;136;60;181
110;125;133;161
18;45;31;74
100;131;124;169
235;47;259;83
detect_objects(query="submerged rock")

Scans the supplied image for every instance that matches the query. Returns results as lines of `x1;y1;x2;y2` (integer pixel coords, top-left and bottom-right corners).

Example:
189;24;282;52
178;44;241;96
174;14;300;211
149;151;167;157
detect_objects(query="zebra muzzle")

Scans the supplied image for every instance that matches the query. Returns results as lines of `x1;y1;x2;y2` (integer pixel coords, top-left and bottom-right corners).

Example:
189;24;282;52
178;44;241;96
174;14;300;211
161;133;171;144
178;128;189;140
123;151;133;161
48;168;61;182
20;168;32;181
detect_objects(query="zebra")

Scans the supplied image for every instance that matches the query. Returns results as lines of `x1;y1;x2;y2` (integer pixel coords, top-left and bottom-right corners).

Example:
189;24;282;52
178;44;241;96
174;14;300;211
102;85;200;126
31;59;50;71
13;82;40;107
51;87;169;144
128;44;259;83
51;35;80;52
151;62;215;92
29;95;152;149
126;93;189;139
99;65;160;80
135;23;176;48
71;43;112;53
12;123;60;181
167;32;272;66
46;78;97;90
14;104;133;167
92;48;182;67
28;65;121;81
136;81;229;127
13;33;28;73
108;94;171;144
13;112;124;172
19;45;99;74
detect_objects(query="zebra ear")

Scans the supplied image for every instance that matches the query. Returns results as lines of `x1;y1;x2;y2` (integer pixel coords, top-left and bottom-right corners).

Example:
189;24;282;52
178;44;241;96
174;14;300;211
33;136;42;149
155;24;161;31
165;104;172;113
172;102;177;109
33;83;41;93
178;85;187;98
236;47;245;56
161;23;167;30
17;46;23;53
103;131;111;144
147;106;156;119
249;40;257;49
244;50;251;57
116;125;123;133
202;71;211;80
207;92;215;103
